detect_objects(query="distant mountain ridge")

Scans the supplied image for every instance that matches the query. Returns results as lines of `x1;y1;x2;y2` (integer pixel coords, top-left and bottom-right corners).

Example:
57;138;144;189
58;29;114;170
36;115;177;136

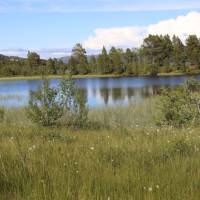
0;53;98;64
59;55;98;64
59;56;70;64
0;54;25;61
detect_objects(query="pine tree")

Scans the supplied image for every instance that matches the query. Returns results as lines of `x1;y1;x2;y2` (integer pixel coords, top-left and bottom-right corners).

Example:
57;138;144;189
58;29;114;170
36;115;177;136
97;47;111;74
172;35;186;71
186;35;200;68
72;43;88;74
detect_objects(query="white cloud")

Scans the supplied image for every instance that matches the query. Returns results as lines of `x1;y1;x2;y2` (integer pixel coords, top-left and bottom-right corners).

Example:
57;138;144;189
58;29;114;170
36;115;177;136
84;11;200;50
147;12;200;41
84;27;146;50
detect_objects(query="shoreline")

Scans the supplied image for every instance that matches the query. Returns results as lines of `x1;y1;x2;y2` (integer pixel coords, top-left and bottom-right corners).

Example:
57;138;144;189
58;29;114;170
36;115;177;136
0;71;199;81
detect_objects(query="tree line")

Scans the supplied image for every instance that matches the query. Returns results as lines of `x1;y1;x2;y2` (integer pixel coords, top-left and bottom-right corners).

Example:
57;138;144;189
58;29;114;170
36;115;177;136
1;34;200;77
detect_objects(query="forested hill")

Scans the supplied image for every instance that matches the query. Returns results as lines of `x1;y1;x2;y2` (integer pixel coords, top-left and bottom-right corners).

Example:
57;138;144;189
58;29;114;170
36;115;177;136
1;34;200;77
0;54;25;61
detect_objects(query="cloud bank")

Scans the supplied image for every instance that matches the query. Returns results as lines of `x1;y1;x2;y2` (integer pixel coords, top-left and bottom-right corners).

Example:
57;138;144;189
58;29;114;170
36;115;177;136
84;12;200;50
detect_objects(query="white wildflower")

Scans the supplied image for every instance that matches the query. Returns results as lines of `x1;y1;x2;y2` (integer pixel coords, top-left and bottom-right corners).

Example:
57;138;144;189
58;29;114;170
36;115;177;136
148;187;153;192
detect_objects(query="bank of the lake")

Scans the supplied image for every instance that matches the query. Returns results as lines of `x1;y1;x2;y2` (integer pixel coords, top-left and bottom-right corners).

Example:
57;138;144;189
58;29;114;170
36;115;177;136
0;70;200;81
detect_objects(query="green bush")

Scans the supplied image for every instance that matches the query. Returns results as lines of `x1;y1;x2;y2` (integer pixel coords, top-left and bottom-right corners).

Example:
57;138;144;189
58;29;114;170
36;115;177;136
26;79;63;126
26;77;88;127
58;78;88;128
159;78;200;127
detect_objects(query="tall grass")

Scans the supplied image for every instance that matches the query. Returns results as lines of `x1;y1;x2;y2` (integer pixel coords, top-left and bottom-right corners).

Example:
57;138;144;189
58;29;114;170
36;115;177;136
89;97;159;129
2;97;160;128
0;125;200;199
0;99;200;199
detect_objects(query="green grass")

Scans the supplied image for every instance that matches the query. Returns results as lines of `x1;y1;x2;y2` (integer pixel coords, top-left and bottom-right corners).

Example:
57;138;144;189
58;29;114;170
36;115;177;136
0;74;123;81
0;100;200;199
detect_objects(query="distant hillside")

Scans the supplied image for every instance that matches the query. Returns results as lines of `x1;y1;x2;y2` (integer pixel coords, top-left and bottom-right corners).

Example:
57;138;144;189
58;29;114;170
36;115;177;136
59;56;70;64
0;54;25;62
59;55;98;64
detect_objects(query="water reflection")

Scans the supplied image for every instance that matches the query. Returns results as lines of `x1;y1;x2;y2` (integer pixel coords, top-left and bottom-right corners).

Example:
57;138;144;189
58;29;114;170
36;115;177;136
0;75;199;108
86;85;164;107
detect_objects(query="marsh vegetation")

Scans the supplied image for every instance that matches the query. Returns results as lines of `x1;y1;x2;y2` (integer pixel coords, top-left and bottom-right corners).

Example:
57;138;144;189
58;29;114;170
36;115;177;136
0;78;200;199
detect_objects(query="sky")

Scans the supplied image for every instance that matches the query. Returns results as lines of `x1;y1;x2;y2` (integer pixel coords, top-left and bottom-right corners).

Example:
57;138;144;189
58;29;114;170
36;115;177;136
0;0;200;58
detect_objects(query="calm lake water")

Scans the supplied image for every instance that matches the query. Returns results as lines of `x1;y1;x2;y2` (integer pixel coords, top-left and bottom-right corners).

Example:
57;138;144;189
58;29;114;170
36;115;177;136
0;75;199;108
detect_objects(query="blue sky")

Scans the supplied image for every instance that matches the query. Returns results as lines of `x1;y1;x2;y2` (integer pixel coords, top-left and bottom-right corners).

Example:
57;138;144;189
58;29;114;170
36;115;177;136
0;0;200;58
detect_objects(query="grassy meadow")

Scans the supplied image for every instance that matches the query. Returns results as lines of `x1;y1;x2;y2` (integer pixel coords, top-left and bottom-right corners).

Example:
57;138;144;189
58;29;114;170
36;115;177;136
0;98;200;199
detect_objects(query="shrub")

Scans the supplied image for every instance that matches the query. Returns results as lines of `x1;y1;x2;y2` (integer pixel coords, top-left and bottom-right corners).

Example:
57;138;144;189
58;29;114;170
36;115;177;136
58;78;88;127
26;77;88;127
26;79;63;126
159;78;200;127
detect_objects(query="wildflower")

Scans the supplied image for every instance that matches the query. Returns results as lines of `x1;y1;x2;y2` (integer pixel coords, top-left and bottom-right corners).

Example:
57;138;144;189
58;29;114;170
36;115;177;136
90;147;94;151
195;145;199;152
156;185;159;189
148;187;153;192
32;145;36;149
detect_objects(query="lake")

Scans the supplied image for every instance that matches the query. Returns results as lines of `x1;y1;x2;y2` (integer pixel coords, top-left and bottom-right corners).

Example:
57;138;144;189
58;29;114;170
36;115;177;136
0;75;199;108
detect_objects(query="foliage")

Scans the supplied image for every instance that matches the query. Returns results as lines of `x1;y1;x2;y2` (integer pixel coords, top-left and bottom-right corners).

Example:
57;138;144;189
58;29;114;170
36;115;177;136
159;78;200;127
26;77;88;127
97;47;111;74
186;35;200;67
1;34;200;77
26;79;63;126
27;51;41;70
70;43;88;74
58;78;88;127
